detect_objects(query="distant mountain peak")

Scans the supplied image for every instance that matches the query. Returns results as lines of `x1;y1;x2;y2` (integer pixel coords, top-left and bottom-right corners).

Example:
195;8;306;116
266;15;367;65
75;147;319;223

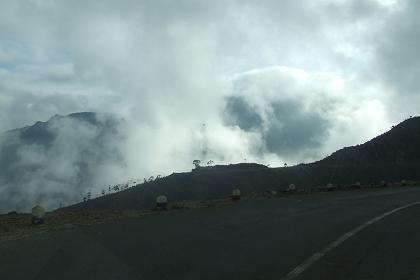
48;112;98;123
0;111;126;213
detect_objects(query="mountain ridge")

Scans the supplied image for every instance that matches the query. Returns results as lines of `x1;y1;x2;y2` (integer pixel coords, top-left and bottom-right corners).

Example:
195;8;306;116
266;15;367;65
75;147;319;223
63;116;420;211
318;116;420;165
2;113;420;213
0;112;126;213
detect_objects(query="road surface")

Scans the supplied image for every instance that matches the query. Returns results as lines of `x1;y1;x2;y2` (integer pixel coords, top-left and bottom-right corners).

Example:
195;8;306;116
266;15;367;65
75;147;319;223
1;187;420;280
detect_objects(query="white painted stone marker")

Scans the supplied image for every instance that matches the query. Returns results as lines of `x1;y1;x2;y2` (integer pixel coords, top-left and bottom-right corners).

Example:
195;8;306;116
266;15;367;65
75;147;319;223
287;184;296;192
156;195;168;210
31;205;45;225
232;189;241;201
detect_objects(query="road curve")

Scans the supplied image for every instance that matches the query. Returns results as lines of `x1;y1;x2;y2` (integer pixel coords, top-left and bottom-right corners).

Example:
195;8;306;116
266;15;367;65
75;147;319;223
1;187;420;280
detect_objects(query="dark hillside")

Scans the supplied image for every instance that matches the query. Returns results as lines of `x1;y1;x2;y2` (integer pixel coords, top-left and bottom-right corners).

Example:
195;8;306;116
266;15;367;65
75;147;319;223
319;116;420;165
64;117;420;211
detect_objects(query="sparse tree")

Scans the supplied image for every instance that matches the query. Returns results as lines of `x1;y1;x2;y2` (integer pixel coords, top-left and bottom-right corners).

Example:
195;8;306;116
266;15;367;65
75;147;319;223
207;160;214;166
193;160;201;169
148;176;155;182
102;190;106;196
284;163;288;167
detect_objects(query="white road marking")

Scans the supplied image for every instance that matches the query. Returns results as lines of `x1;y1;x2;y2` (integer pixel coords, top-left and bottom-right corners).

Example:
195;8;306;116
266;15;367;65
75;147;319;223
281;201;420;280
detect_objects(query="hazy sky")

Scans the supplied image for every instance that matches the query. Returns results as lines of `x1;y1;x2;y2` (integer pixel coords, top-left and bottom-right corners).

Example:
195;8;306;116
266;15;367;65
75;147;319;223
1;0;420;202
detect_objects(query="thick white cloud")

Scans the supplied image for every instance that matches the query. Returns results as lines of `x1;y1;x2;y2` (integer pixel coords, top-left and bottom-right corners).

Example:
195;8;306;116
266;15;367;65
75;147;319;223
225;66;392;163
0;0;419;211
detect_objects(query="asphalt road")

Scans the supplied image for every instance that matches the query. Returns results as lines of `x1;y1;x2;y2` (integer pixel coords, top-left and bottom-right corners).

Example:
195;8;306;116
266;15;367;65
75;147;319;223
1;187;420;280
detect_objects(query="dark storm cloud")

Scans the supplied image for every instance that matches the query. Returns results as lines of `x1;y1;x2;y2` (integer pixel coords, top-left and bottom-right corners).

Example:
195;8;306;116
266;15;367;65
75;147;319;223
224;95;330;158
224;96;263;131
264;102;330;157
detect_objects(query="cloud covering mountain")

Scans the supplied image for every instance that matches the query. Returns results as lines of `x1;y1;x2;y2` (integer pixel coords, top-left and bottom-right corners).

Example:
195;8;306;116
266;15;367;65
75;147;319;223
0;0;419;211
0;113;127;212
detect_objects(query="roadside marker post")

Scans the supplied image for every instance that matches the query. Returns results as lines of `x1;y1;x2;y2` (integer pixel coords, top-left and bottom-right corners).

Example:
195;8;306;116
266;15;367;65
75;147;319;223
31;205;45;225
287;184;296;193
156;195;168;210
232;189;241;201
